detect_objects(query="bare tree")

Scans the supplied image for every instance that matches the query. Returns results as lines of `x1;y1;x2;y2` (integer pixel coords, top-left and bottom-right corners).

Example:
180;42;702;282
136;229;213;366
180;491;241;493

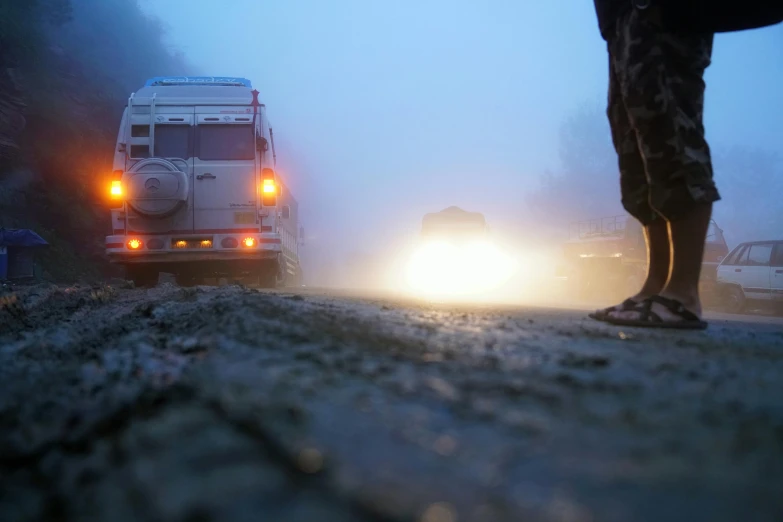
521;103;622;241
522;102;783;249
712;146;783;247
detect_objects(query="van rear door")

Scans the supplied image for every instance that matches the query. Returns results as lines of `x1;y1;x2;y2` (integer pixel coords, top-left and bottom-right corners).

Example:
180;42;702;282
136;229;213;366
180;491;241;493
193;114;258;233
125;107;195;234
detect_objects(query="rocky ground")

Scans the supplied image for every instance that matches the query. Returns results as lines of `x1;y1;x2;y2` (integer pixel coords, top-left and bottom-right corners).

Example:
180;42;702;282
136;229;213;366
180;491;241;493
1;282;782;522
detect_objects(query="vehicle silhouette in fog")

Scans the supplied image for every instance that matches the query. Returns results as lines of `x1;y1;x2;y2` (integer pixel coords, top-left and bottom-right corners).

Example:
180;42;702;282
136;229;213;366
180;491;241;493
105;77;303;288
405;206;515;297
557;215;728;306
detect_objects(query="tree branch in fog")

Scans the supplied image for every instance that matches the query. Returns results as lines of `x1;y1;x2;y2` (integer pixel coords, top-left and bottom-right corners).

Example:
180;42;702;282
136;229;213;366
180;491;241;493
712;146;783;247
521;103;622;241
521;102;783;248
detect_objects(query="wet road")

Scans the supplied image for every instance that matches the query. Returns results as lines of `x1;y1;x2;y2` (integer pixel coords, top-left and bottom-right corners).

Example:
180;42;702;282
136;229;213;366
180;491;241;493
1;283;782;522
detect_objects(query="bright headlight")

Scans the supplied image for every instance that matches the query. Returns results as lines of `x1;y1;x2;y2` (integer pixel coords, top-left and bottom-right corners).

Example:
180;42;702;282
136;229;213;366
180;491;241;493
404;239;516;297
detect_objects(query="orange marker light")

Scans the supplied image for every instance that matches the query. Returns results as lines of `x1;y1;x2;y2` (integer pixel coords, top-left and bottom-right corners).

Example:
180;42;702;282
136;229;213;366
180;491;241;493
243;237;256;247
127;238;142;250
110;180;123;198
263;179;276;194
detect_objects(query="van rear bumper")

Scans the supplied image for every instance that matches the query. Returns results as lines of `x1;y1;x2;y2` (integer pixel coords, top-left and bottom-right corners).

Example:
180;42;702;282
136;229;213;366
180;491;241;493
105;232;281;264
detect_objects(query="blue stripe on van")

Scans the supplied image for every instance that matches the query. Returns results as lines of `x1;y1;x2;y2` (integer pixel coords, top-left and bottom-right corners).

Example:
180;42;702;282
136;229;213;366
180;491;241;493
144;77;252;87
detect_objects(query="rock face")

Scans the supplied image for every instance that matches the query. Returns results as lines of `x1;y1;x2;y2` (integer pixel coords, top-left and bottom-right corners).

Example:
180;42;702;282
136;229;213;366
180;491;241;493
0;68;26;162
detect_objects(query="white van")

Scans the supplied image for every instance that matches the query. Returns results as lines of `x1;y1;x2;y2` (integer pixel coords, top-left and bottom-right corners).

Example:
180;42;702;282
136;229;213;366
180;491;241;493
105;77;303;288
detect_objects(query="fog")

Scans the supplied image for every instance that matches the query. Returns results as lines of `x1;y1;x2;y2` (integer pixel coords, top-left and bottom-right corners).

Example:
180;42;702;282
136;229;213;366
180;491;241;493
17;0;783;292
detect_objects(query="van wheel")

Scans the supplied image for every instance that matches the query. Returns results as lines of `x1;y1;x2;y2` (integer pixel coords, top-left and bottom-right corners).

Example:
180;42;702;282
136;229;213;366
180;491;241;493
257;259;281;289
723;286;746;314
125;265;159;288
258;272;281;288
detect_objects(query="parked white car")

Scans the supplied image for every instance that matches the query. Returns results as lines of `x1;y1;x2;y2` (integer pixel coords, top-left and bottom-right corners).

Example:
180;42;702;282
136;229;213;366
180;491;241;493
716;240;783;313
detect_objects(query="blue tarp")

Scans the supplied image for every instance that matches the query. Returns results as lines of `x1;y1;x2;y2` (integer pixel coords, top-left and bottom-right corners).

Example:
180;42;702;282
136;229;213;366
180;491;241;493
0;228;49;248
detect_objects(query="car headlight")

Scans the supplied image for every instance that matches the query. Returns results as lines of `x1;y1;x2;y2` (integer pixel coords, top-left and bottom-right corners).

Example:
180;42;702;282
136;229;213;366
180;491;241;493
404;239;515;296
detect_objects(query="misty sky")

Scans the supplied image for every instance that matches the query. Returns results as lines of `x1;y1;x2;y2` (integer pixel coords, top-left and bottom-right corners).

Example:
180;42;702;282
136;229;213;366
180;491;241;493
139;0;782;264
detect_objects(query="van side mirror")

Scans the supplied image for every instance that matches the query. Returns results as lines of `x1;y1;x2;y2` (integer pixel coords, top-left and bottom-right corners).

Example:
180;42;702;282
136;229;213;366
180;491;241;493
282;205;290;219
256;135;269;152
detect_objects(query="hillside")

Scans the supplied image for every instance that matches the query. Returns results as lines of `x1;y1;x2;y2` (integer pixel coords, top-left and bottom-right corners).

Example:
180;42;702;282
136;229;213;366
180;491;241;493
0;0;193;281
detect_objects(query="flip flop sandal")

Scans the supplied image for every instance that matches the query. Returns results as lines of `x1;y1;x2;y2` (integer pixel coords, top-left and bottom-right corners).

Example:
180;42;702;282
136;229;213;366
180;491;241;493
588;298;639;322
605;295;708;330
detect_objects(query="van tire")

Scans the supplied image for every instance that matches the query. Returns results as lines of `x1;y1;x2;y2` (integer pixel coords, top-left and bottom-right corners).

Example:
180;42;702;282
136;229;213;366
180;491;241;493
257;258;282;289
125;265;159;288
258;272;279;288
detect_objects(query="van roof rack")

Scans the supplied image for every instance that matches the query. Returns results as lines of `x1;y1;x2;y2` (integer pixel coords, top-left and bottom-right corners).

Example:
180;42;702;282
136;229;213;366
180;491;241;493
144;76;252;87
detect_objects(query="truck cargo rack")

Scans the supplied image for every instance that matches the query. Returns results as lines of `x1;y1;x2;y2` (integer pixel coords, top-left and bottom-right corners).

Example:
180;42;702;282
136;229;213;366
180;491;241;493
568;215;629;242
144;76;252;87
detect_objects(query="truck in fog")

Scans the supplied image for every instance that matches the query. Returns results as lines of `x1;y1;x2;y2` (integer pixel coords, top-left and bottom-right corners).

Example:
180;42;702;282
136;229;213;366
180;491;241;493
556;214;728;305
405;206;515;296
105;77;303;288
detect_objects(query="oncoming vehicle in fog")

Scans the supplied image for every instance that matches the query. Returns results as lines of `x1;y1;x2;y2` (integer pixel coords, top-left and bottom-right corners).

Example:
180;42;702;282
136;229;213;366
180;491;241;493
405;206;516;297
556;215;728;306
105;77;303;288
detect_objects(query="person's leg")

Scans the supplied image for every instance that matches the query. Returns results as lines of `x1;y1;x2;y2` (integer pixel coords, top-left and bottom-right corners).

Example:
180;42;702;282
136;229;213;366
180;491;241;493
592;206;670;320
639;219;669;297
591;29;666;320
659;203;712;315
609;7;720;324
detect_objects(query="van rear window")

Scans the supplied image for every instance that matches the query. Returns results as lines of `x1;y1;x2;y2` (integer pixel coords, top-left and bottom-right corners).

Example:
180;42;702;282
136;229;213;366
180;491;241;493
130;145;149;159
155;125;193;159
131;125;150;137
197;125;254;160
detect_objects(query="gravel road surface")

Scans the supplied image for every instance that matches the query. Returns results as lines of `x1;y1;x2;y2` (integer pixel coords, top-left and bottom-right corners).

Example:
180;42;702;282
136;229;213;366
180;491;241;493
1;283;782;522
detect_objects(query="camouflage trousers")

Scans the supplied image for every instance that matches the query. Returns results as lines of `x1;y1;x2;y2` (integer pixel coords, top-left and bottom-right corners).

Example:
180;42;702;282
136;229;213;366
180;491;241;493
607;6;721;225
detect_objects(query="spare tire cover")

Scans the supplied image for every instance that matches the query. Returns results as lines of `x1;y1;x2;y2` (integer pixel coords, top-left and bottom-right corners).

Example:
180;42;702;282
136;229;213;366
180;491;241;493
125;158;189;218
